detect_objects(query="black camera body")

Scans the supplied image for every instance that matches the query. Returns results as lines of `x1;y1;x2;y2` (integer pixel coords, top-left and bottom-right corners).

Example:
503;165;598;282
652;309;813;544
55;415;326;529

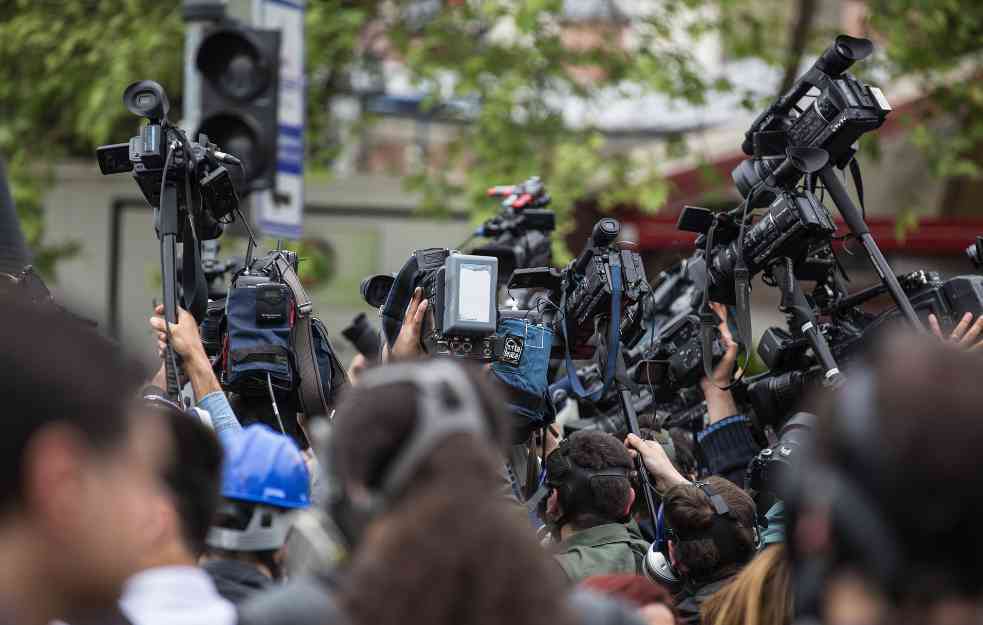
96;81;238;242
734;35;891;207
867;274;983;335
680;189;836;305
472;177;555;282
558;219;651;357
640;312;726;401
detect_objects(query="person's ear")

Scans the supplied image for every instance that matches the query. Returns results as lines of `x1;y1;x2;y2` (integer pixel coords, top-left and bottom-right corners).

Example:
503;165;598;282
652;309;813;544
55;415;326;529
23;425;89;540
624;486;636;517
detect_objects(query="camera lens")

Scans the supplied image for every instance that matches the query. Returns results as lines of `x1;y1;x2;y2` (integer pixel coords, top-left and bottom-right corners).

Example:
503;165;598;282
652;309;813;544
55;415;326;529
731;158;779;208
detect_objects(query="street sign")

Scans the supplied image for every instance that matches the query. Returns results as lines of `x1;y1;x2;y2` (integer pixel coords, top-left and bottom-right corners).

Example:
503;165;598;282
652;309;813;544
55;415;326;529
256;0;305;239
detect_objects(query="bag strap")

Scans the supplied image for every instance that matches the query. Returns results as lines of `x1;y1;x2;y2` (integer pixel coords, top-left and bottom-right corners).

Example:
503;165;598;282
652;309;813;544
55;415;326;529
274;253;313;317
272;253;329;418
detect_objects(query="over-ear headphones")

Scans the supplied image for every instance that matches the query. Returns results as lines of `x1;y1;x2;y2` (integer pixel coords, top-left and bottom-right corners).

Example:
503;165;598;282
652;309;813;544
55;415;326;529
645;480;752;588
545;438;632;513
322;360;490;547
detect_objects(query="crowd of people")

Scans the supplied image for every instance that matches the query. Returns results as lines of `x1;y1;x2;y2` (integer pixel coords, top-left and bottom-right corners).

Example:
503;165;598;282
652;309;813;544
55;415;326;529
5;268;983;625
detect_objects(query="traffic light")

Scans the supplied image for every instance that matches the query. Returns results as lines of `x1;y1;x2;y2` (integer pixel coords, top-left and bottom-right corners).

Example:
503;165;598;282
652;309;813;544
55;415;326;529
196;24;280;196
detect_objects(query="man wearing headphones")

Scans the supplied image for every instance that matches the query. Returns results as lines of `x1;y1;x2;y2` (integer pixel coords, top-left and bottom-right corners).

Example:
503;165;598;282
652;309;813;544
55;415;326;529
201;424;311;604
626;436;757;625
544;431;652;584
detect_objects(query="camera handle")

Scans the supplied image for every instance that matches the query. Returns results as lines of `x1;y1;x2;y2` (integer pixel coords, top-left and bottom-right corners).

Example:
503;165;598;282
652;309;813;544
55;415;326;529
769;258;845;388
818;166;924;332
614;355;660;526
159;171;183;401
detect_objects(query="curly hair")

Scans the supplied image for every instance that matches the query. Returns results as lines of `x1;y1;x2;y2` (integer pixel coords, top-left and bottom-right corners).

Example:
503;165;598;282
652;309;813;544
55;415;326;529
331;360;576;625
663;476;756;581
546;431;634;529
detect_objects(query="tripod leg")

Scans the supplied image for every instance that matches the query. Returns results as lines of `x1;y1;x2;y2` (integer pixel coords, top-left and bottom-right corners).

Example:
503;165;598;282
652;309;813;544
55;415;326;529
818;166;924;331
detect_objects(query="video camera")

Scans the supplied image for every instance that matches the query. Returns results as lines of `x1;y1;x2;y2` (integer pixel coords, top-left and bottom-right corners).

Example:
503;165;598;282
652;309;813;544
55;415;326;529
97;81;240;243
733;35;891;208
471;176;556;282
96;80;243;399
679;147;834;305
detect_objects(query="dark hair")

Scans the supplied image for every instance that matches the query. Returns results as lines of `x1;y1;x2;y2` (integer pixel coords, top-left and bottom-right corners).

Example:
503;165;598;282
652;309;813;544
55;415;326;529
228;392;309;450
546;430;634;529
669;427;698;479
806;333;983;597
331;360;575;625
0;299;144;509
152;402;224;556
580;574;676;611
664;476;756;581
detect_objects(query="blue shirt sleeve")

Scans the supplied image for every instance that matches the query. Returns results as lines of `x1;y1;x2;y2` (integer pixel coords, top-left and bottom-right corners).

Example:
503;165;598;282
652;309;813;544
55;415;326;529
198;390;242;449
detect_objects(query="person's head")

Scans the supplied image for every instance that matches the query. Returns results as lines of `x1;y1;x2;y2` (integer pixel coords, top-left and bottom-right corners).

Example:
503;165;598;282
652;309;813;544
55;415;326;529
663;476;756;583
139;396;223;566
205;423;310;580
789;333;983;625
0;299;169;623
328;358;575;625
701;545;792;625
668;428;698;481
581;574;676;625
545;431;636;532
228;392;310;450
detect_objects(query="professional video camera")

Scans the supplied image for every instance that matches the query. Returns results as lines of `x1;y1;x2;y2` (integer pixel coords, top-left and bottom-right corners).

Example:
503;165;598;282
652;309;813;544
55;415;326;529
678;147;834;306
743;265;983;430
559;218;650;353
97;80;242;399
97;81;240;242
471;176;556;282
733;35;890;208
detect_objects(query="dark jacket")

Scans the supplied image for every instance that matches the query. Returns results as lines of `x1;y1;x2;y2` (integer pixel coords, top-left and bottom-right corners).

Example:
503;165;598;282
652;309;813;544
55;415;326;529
236;573;644;625
238;572;343;625
697;415;760;487
674;574;733;625
202;558;274;605
552;522;651;584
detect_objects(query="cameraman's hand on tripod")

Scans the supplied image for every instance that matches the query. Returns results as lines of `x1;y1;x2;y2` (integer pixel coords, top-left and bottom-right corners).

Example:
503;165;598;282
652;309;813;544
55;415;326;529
700;302;740;424
150;304;221;399
929;313;983;351
387;287;428;362
624;433;689;494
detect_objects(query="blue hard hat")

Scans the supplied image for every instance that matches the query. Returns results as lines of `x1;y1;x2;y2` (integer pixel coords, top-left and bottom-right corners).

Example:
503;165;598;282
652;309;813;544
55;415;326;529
220;424;311;509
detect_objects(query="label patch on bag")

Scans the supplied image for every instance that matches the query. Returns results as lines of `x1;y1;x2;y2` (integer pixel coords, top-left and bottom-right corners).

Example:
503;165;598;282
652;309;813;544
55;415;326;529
500;335;524;366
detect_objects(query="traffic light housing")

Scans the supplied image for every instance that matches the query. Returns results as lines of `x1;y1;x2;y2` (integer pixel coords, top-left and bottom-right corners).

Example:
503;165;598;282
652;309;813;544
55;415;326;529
196;24;280;196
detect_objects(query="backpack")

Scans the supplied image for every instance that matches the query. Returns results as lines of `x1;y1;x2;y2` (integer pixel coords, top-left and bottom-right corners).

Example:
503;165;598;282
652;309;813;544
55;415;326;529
218;250;348;420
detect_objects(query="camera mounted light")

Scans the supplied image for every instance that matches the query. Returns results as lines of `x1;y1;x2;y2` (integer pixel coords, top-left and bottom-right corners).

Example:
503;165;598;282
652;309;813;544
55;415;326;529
815;35;874;77
123;80;170;121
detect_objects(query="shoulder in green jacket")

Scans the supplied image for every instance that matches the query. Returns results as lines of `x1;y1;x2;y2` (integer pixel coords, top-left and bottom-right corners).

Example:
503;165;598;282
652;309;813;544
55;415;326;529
552;522;652;585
